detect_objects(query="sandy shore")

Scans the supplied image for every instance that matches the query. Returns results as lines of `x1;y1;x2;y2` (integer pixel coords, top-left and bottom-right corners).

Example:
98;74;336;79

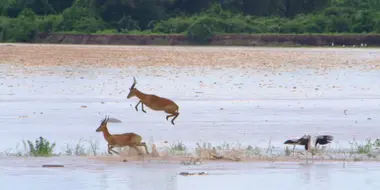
1;43;380;71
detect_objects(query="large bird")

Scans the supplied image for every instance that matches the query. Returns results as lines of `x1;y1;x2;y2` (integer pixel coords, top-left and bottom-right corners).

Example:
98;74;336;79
284;135;334;153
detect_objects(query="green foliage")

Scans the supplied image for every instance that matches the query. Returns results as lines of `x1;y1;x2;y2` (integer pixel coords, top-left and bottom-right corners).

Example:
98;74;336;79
117;15;140;33
1;9;39;42
26;137;56;157
187;16;215;44
38;14;63;33
1;0;380;43
58;6;105;33
153;17;194;33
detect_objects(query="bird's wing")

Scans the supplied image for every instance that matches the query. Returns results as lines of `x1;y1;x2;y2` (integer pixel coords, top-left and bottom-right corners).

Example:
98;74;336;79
284;138;300;144
317;135;333;141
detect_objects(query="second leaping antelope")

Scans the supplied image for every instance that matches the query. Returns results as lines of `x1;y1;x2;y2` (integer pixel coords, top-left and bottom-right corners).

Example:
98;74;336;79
126;77;180;125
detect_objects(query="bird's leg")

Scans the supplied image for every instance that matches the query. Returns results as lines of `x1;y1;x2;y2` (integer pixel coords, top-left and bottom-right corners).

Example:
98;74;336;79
135;101;141;111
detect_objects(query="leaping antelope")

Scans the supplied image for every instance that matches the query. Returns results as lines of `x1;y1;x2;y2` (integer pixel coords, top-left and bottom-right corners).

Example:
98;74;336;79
96;115;150;156
126;77;180;125
284;134;333;152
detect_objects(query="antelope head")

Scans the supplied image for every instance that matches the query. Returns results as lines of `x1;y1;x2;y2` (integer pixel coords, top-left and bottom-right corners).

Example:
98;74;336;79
127;77;138;99
96;115;109;132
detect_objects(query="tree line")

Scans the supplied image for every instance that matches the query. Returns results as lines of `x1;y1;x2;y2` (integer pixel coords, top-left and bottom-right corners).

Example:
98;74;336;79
0;0;380;43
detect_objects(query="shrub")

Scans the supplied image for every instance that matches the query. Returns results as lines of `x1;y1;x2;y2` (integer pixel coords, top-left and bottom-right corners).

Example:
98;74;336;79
26;137;56;157
187;16;217;44
58;6;106;33
1;9;39;42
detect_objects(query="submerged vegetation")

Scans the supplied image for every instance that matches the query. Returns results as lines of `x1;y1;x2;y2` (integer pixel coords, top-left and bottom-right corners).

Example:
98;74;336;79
0;0;380;43
2;136;380;164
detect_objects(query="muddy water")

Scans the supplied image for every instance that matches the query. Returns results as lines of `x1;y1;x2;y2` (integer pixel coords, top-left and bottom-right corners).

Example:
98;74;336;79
1;157;380;190
1;46;380;189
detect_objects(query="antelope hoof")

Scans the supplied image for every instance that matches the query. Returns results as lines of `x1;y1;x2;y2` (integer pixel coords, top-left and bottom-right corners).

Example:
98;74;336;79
135;108;139;111
166;116;169;121
142;109;146;113
171;120;175;125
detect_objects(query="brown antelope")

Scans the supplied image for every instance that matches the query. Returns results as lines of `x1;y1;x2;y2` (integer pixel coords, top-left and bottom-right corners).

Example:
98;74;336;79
96;115;149;156
126;77;180;125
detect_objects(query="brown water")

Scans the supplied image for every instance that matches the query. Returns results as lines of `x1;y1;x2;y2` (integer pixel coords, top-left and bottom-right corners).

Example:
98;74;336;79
1;157;380;190
1;46;380;189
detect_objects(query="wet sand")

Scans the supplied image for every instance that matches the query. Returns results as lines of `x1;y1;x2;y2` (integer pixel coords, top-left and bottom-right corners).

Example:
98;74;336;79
2;44;380;189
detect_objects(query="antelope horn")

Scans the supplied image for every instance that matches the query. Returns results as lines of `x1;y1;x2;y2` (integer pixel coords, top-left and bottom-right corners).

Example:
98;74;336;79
101;115;107;123
130;77;137;90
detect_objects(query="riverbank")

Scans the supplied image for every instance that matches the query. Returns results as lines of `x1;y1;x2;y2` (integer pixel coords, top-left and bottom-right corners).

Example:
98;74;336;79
35;33;380;47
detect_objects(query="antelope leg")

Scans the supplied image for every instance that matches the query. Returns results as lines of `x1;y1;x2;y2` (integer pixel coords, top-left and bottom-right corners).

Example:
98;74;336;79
170;113;179;125
141;102;146;113
107;145;113;155
135;101;141;111
108;145;120;155
166;114;174;121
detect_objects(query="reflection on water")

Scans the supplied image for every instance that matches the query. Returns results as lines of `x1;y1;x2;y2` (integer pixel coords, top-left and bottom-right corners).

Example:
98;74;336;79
1;156;380;189
0;158;180;190
128;164;178;190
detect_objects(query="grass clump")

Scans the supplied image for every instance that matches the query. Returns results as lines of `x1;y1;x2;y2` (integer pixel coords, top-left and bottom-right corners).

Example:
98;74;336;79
26;136;56;157
62;138;100;156
4;137;380;164
349;138;380;158
168;141;190;156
